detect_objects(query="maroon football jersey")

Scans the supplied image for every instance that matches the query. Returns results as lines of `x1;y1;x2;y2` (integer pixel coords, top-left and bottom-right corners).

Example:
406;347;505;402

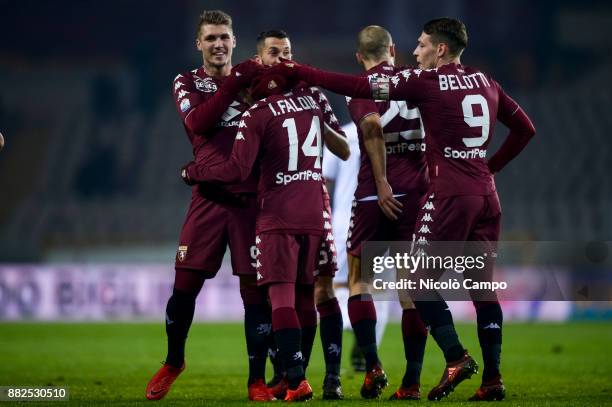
347;62;428;200
173;67;257;193
189;87;336;233
372;63;521;198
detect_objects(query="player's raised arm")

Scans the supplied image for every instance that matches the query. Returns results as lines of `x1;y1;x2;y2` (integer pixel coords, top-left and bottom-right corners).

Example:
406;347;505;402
182;111;262;184
177;60;263;135
370;67;435;103
487;82;536;173
268;59;430;104
268;59;372;99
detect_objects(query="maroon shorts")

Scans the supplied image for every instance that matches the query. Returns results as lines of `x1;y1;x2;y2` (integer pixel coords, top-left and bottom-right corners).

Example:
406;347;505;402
408;192;502;301
317;194;338;278
255;232;323;285
412;192;501;248
347;193;423;258
175;193;257;278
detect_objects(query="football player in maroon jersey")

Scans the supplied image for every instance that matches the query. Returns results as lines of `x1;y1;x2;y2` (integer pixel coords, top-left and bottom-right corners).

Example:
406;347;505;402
146;10;274;402
181;73;350;401
252;29;346;400
268;17;535;402
347;25;429;400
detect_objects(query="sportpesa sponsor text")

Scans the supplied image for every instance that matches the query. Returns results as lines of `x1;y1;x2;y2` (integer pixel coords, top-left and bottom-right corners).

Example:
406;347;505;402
444;146;487;159
276;169;323;185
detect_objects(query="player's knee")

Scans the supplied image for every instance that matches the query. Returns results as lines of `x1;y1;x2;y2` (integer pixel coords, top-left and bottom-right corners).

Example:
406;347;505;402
296;284;315;311
400;298;416;310
347;255;362;286
472;299;500;309
471;294;500;307
315;277;335;305
168;288;198;316
173;267;206;295
239;274;257;288
239;282;267;306
348;258;372;296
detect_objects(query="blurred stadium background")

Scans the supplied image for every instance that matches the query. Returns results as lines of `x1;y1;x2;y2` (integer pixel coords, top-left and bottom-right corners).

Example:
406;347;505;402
0;0;610;323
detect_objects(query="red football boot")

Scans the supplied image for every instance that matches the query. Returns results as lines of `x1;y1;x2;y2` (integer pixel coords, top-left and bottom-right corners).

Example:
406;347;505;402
248;378;276;401
428;351;478;401
284;379;313;402
145;362;185;400
468;376;506;401
389;383;420;400
360;365;388;399
267;375;288;400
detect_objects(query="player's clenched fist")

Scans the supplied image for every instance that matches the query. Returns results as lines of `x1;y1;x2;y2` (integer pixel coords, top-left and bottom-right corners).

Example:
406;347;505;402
266;57;303;81
267;57;328;88
250;73;291;100
228;59;266;90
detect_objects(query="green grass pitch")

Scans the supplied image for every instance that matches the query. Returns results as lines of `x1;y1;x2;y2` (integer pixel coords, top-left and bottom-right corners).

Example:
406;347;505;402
0;322;610;406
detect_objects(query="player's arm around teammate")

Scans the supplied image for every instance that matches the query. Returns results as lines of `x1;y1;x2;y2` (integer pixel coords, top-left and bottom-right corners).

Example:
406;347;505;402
148;10;274;403
323;123;350;161
253;29;349;400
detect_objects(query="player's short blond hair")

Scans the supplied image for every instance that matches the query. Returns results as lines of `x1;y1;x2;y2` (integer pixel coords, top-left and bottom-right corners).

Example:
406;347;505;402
196;10;233;37
357;25;392;61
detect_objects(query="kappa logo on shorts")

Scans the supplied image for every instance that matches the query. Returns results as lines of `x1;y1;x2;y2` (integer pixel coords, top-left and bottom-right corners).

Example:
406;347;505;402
416;236;429;246
422;201;435;211
417;248;426;256
177;245;188;262
319;249;329;266
418;225;431;234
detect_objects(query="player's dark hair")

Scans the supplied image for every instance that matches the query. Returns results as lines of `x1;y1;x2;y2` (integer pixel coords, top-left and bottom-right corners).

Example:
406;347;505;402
256;29;289;52
423;17;468;57
196;10;233;37
357;25;392;61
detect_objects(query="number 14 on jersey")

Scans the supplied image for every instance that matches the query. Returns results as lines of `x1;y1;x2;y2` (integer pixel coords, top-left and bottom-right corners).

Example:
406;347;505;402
282;116;322;171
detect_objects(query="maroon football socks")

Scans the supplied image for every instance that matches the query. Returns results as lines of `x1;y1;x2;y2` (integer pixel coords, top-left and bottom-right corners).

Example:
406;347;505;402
317;298;343;377
240;285;272;386
401;309;428;387
474;301;503;381
295;285;317;372
348;294;380;371
165;288;198;368
272;307;304;390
